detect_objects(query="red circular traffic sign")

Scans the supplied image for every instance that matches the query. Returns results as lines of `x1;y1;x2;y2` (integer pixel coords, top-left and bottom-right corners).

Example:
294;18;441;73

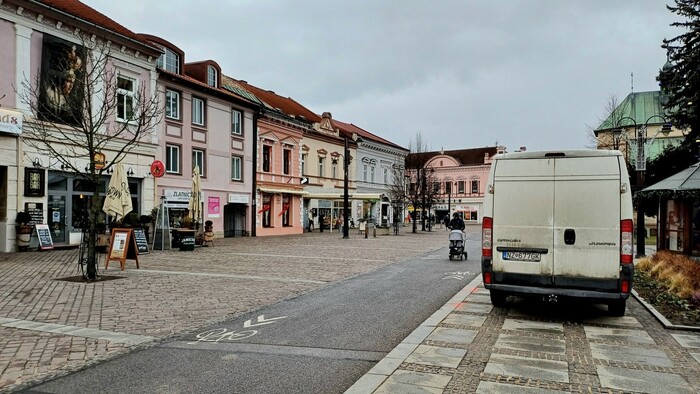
150;160;165;178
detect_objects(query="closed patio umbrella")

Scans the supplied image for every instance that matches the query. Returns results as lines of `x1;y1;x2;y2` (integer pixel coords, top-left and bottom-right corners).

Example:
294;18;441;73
188;166;202;227
102;162;133;221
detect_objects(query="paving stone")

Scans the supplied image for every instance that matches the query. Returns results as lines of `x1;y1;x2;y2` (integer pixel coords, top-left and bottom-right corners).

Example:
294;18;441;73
590;343;673;367
501;318;564;335
374;381;443;394
476;380;566;393
671;333;700;349
484;353;569;383
464;294;491;304
455;302;493;314
495;334;566;355
597;365;694;393
581;315;643;328
442;313;487;328
426;327;477;345
405;345;467;368
690;352;700;365
381;370;452;389
583;326;655;345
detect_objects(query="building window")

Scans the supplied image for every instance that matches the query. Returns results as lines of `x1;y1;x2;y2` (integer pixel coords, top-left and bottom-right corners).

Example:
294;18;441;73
445;181;452;195
232;109;242;135
157;47;180;74
192;149;205;176
331;161;337;179
301;153;307;175
433;182;441;193
207;65;217;87
282;194;291;227
318;157;325;177
283;149;291;175
262;145;272;172
363;165;368;181
116;76;135;122
166;144;180;174
458;181;465;194
383;168;388;185
370;166;375;183
231;155;242;181
262;193;272;228
192;97;205;126
471;180;479;194
165;89;180;120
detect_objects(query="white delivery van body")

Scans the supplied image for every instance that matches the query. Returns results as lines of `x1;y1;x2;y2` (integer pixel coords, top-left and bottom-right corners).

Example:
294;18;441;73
480;150;634;315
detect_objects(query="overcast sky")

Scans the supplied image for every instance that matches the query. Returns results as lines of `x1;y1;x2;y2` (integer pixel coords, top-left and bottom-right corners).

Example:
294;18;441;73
83;0;679;152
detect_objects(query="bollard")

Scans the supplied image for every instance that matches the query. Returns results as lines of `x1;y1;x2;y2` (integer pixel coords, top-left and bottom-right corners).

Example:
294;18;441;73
365;225;368;239
373;225;376;238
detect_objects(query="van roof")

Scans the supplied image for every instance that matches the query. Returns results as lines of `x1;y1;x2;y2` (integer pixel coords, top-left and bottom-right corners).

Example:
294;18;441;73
495;149;622;160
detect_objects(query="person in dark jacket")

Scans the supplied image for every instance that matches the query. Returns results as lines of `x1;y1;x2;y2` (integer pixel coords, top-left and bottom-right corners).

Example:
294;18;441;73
448;213;465;231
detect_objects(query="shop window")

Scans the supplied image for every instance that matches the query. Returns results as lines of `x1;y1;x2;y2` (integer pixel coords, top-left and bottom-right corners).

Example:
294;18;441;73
262;194;272;227
282;194;291;227
470;211;478;221
667;200;685;252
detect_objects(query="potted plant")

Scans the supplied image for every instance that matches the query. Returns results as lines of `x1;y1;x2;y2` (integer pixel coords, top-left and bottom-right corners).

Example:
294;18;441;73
140;214;152;242
15;211;33;251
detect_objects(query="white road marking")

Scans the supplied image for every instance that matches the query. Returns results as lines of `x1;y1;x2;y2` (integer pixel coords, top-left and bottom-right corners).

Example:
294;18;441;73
130;269;327;284
243;314;287;328
0;317;154;345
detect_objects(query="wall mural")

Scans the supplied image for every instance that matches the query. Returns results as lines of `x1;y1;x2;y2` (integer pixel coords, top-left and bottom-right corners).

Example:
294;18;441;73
39;35;85;125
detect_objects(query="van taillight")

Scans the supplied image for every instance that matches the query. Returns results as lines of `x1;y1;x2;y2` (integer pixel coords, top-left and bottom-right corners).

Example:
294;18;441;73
621;219;633;264
483;272;492;284
482;217;493;257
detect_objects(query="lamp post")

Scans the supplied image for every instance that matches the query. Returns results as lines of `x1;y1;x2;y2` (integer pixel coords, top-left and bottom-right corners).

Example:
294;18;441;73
343;136;350;239
611;115;672;257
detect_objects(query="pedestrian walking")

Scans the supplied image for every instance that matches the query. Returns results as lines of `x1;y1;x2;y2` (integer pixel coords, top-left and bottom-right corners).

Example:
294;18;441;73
319;213;325;233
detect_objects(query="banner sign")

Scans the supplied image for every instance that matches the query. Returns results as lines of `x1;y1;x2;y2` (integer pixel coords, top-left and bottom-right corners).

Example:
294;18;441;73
208;196;220;218
0;108;22;135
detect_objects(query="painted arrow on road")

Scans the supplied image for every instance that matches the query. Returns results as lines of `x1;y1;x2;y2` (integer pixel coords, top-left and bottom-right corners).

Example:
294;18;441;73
442;271;472;280
243;314;287;328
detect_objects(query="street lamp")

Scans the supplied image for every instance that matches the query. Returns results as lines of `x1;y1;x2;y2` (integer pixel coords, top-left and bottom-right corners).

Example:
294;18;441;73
343;135;362;239
612;115;672;257
447;180;457;221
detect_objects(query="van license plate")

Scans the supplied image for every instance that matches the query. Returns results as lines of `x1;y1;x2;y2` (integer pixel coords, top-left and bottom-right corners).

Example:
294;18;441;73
503;251;541;262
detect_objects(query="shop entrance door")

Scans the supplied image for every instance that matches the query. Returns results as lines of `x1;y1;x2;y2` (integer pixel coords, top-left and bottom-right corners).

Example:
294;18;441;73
48;195;67;243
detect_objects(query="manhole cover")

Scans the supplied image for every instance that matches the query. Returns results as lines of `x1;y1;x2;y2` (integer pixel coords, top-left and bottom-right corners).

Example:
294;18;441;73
54;275;126;283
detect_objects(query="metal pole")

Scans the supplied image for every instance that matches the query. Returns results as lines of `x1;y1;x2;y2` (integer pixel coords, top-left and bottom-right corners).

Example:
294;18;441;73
343;137;350;239
635;125;646;257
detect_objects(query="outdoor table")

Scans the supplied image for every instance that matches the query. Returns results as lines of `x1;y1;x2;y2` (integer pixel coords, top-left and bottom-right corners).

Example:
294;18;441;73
171;229;196;251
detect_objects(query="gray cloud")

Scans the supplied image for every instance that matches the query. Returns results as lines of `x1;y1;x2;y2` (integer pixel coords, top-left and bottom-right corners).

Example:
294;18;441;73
84;0;677;151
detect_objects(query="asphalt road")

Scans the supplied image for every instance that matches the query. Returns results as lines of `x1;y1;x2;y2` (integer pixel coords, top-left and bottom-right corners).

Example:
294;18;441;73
24;238;482;394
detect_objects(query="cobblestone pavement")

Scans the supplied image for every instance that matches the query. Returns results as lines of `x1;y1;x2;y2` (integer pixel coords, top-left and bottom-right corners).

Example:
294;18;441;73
348;276;700;394
0;226;449;392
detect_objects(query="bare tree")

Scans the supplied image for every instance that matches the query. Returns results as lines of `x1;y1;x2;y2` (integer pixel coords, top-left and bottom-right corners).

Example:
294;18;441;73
17;34;162;280
405;132;435;233
586;94;630;152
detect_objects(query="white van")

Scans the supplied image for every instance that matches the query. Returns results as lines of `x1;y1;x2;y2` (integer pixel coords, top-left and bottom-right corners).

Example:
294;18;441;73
480;150;634;315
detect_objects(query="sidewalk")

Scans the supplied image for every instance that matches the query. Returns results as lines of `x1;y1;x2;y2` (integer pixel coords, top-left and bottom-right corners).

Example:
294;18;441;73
0;228;448;392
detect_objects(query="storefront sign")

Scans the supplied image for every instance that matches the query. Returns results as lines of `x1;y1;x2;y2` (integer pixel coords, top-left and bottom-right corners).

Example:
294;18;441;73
93;152;105;170
0;108;22;135
227;193;249;204
165;189;193;202
208;196;220;218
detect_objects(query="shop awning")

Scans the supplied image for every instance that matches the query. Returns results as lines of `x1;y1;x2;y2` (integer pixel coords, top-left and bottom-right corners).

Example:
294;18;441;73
258;187;308;196
305;193;381;200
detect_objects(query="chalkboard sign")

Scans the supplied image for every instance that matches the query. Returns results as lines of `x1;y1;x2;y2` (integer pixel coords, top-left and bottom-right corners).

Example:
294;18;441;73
132;228;150;254
35;224;54;250
25;202;44;226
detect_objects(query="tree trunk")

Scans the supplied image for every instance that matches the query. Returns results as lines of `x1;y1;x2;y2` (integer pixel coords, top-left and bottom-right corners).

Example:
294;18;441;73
86;172;100;280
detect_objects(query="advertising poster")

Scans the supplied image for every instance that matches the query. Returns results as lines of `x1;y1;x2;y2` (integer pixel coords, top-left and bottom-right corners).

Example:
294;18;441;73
208;196;220;218
111;232;127;259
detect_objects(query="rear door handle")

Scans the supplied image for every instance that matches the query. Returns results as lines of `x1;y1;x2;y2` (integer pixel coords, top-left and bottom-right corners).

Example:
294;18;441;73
564;229;576;245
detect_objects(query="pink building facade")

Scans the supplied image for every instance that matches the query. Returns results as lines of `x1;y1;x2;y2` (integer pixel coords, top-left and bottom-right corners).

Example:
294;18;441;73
141;35;260;238
408;146;505;225
229;79;318;236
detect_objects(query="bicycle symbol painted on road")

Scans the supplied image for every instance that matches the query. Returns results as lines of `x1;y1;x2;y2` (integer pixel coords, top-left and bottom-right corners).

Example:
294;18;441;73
187;328;258;344
443;271;472;280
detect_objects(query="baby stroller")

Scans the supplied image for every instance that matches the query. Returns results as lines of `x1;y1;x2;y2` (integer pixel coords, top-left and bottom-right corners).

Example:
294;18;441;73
449;230;467;261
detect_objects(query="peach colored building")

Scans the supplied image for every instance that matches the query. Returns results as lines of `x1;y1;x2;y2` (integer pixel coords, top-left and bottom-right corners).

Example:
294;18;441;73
225;78;314;236
140;35;260;238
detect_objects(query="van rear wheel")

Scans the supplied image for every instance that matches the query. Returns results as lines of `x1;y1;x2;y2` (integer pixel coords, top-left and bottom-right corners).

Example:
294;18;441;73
490;290;507;307
608;299;626;316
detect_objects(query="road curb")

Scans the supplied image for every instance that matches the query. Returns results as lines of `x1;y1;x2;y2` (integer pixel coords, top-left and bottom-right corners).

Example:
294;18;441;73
632;290;700;332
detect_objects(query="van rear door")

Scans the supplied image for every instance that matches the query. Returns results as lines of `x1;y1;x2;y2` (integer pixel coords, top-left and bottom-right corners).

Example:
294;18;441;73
492;158;554;283
552;156;621;282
